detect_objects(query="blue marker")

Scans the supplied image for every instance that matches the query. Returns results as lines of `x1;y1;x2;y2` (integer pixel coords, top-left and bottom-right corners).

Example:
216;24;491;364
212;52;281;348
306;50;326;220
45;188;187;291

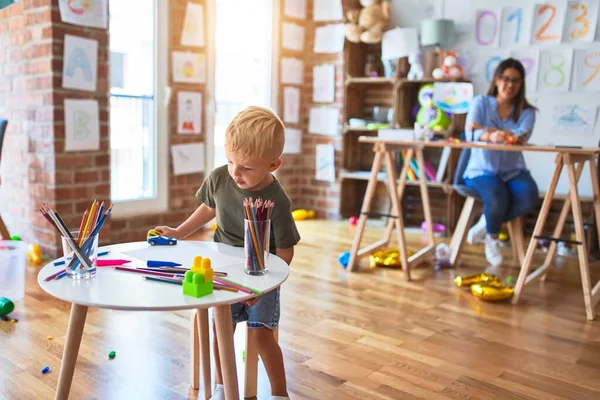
41;366;50;374
98;251;110;257
147;260;182;268
54;260;66;266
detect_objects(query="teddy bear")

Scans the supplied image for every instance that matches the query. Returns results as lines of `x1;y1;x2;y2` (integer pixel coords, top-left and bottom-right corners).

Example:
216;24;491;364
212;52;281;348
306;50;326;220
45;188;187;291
344;0;390;44
432;51;465;80
407;51;424;80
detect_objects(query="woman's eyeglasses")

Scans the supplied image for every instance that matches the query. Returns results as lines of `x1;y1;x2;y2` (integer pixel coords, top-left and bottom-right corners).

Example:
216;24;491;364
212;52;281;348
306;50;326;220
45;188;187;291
499;76;522;85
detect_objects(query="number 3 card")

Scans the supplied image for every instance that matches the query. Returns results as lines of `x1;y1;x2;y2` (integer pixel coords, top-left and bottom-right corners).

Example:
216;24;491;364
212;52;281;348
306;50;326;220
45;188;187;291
563;0;599;43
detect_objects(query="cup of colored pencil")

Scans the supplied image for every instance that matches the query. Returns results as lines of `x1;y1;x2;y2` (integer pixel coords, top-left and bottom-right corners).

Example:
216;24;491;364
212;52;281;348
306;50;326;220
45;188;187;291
41;200;112;280
243;198;272;276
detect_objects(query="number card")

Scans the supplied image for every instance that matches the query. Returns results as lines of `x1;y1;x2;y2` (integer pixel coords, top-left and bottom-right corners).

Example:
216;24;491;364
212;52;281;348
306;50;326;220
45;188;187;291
511;50;540;91
500;7;532;46
530;2;567;45
537;50;574;92
573;49;600;92
563;0;599;43
474;8;501;47
473;50;509;92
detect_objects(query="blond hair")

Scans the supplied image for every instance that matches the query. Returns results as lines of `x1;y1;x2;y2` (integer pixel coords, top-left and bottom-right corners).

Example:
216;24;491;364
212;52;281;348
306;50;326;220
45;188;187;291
225;106;285;161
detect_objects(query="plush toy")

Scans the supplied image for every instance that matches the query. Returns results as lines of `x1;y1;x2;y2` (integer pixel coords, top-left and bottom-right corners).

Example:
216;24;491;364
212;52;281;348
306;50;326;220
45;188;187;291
432;51;465;80
407;51;424;80
344;0;390;44
415;84;451;131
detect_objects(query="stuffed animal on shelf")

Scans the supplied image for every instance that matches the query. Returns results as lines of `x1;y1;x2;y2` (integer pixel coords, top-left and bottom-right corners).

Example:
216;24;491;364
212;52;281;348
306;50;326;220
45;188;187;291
344;0;390;44
432;51;465;80
407;51;424;80
415;84;451;131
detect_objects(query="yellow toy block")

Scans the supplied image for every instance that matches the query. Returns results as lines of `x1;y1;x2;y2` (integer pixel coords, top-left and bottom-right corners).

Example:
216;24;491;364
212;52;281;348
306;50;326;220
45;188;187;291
183;256;214;298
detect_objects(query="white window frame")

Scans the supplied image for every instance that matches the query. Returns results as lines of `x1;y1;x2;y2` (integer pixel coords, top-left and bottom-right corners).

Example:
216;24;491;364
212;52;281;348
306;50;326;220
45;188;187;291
205;0;280;171
111;0;168;219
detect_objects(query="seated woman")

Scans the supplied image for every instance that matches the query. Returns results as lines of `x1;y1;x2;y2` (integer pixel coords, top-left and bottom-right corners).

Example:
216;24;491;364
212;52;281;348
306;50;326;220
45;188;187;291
464;58;539;266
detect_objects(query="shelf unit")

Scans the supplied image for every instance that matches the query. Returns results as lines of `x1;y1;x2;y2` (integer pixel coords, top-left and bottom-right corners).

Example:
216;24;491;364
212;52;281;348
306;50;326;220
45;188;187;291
340;42;467;231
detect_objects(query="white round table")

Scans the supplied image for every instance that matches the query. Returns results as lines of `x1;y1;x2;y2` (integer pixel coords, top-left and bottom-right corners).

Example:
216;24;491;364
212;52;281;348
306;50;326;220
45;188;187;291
37;241;289;400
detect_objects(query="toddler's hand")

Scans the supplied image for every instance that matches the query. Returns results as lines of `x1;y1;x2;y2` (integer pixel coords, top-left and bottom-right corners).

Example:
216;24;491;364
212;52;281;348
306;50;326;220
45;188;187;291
243;296;260;307
154;226;178;238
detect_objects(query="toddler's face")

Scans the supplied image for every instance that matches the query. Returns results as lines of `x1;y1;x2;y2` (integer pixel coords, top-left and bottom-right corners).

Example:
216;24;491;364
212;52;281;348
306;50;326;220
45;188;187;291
226;151;279;191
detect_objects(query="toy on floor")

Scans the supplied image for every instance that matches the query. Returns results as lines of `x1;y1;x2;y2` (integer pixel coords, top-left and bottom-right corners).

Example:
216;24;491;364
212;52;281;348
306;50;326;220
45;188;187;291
147;229;177;246
292;209;315;221
348;216;358;225
453;273;514;301
369;248;414;268
338;251;350;268
182;256;214;298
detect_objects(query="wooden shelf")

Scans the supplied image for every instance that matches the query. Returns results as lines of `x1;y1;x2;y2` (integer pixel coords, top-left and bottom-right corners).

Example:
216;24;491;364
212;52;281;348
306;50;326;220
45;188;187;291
346;77;396;85
340;169;451;189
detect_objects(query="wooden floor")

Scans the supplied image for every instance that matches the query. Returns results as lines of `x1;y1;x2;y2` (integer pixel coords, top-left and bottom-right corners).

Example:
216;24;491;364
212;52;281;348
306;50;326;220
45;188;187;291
2;220;600;399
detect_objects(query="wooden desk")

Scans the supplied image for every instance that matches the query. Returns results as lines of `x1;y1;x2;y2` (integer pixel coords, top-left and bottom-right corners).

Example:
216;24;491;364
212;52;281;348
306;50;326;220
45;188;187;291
350;137;600;319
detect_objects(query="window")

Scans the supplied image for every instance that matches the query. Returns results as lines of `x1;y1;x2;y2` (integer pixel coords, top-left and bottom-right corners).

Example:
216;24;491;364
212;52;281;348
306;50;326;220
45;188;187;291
109;0;167;217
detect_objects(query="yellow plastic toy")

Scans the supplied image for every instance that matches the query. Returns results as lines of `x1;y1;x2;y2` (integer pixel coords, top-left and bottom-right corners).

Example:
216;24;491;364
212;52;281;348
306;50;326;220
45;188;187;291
147;229;160;239
292;209;315;221
183;256;214;298
27;243;42;265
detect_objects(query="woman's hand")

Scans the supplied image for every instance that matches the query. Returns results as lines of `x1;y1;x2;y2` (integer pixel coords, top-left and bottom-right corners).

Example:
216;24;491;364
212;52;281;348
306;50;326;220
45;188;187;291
154;226;179;238
487;130;507;143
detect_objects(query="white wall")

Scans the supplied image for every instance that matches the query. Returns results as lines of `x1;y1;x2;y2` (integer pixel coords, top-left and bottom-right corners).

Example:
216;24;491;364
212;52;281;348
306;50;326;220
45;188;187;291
389;0;600;197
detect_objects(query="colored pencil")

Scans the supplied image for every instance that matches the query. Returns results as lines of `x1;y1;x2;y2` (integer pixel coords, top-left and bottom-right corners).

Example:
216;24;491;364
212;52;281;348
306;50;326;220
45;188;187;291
44;269;66;281
214;283;238;293
112;266;182;279
142;276;183;285
213;277;261;295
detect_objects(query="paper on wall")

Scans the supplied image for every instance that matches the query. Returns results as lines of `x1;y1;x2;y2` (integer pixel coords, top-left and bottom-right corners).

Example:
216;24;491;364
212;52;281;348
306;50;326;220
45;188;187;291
177;91;202;134
313;64;335;103
62;35;98;92
537;49;573;92
313;0;343;21
283;87;300;124
511;49;539;91
284;0;306;19
474;8;501;47
553;105;598;134
500;6;533;47
171;143;204;175
572;49;600;92
58;0;107;29
530;2;566;45
309;107;339;136
172;51;206;83
314;24;345;54
315;144;335;182
281;57;304;84
64;99;100;152
180;2;205;47
282;22;305;52
283;128;302;154
563;0;598;43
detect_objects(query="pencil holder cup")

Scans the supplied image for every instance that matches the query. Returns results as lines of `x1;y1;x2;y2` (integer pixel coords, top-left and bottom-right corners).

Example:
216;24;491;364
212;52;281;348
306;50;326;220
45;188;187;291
244;219;270;276
61;231;98;280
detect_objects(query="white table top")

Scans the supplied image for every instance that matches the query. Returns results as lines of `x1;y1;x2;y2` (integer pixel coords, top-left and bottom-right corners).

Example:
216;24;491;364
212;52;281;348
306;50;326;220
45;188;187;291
37;241;289;311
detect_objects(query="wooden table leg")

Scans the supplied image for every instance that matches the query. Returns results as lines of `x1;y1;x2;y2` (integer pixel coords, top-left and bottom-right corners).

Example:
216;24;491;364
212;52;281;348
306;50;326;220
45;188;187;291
384;147;410;279
513;154;564;305
589;157;600;253
540;161;585;282
213;305;239;399
190;310;200;390
0;215;10;240
348;144;385;272
566;157;595;320
244;323;259;399
383;148;413;244
416;148;435;248
55;304;88;400
197;308;212;400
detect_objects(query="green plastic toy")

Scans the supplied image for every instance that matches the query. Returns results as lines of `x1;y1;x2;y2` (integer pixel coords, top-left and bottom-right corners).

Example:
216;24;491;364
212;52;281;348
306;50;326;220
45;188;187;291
182;256;214;298
0;297;14;317
416;84;451;131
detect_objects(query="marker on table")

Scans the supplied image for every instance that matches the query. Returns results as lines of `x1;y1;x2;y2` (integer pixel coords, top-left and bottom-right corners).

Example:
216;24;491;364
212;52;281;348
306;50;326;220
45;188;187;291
147;260;182;268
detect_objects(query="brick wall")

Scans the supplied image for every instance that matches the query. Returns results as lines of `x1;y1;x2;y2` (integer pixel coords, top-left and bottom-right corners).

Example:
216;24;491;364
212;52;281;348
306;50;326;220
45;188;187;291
110;0;206;244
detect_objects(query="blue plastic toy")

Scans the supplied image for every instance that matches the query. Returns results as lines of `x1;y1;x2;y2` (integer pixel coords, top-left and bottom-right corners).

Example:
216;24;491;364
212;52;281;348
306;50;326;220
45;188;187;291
338;251;350;268
147;236;177;246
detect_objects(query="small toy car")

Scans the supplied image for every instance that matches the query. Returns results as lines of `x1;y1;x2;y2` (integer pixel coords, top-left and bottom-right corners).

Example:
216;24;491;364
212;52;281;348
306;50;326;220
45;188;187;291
147;235;177;246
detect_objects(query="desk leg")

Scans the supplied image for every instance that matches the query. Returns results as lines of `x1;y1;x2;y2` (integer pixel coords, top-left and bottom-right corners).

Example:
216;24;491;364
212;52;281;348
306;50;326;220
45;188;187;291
566;160;595;320
348;145;384;272
589;158;600;252
383;149;413;244
214;305;239;399
197;309;212;400
55;304;88;400
540;161;585;282
384;148;409;279
415;148;435;247
513;155;563;305
191;310;200;390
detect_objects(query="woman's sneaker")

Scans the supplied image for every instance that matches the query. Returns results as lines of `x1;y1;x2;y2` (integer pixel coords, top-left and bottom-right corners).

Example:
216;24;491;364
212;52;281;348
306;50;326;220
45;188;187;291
485;235;503;266
467;214;487;245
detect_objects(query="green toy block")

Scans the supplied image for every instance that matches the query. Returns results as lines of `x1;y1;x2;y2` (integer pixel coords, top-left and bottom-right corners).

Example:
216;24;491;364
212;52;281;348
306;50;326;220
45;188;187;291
183;270;213;298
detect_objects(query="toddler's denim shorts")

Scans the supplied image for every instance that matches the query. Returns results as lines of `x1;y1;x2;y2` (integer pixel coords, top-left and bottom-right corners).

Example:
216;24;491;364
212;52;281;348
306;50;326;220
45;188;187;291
230;287;280;330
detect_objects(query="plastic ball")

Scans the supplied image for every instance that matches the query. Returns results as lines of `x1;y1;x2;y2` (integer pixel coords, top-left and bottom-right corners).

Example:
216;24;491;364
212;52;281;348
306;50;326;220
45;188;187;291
338;251;350;268
348;216;358;225
498;232;508;241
